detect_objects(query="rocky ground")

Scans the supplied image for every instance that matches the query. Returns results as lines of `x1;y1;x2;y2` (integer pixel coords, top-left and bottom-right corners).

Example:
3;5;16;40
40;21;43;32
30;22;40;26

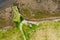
0;7;14;28
18;0;60;21
0;0;60;28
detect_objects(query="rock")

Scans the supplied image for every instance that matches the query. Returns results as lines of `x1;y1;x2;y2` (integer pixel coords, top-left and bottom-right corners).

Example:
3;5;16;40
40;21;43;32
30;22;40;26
18;0;60;21
0;7;14;28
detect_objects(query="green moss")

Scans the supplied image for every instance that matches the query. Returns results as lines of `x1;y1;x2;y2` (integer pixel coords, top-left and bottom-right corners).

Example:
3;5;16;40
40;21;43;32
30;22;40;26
0;21;60;40
0;27;24;40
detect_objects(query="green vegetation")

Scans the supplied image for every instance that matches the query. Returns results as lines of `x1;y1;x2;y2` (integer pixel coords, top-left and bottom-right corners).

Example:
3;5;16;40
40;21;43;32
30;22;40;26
0;6;60;40
0;21;60;40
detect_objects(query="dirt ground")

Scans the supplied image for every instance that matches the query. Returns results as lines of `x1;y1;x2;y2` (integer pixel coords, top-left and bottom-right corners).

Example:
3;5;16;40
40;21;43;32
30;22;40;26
30;21;60;40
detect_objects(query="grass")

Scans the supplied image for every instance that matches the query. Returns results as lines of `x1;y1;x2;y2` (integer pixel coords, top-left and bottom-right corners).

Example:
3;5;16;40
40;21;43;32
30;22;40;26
0;27;24;40
0;6;60;40
0;21;60;40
